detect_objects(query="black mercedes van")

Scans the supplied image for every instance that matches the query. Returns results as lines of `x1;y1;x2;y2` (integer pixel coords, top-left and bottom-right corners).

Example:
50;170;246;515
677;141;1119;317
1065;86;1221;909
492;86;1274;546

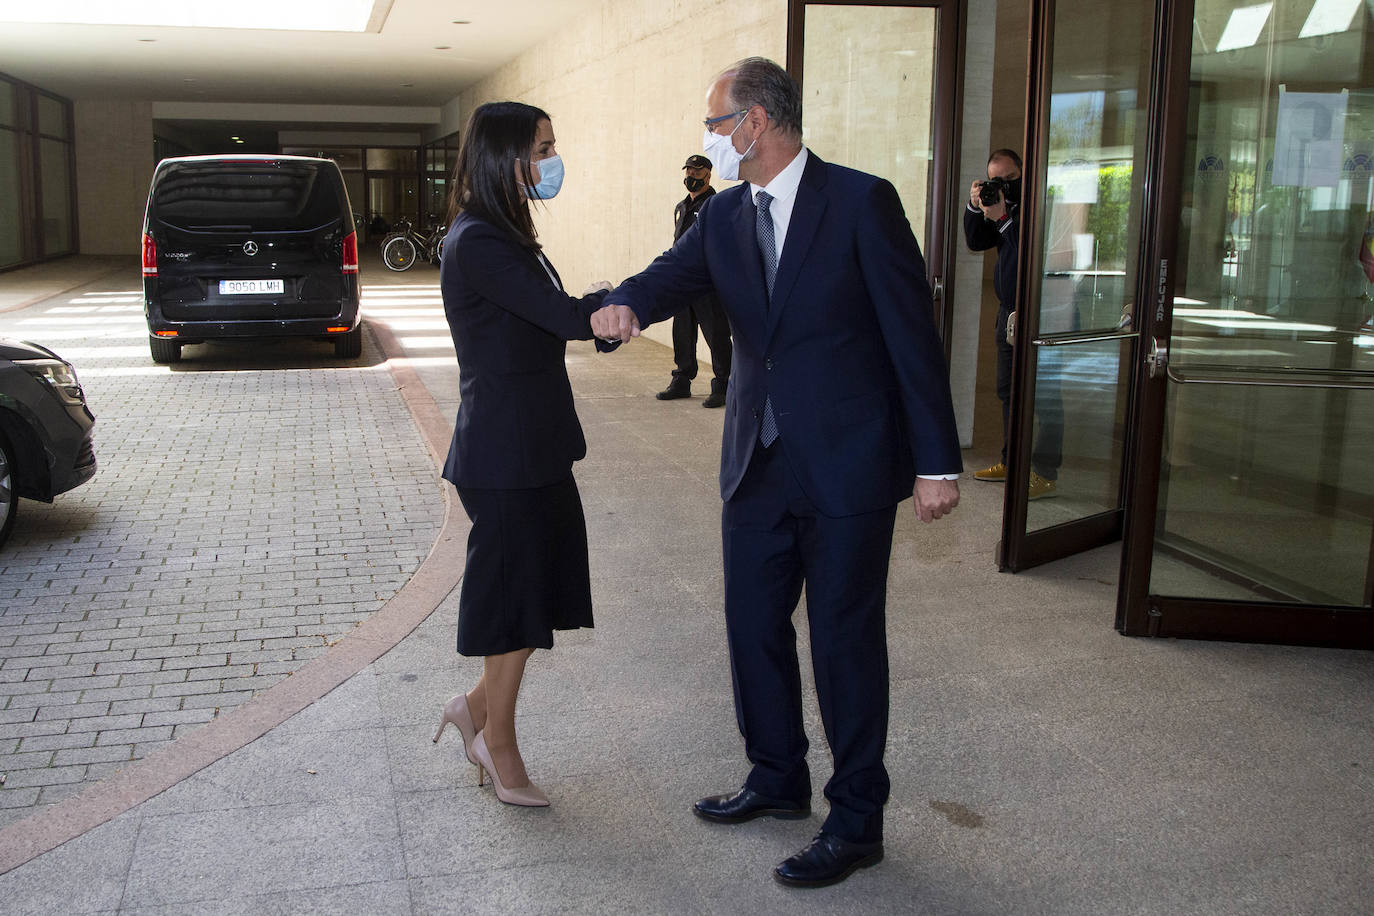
141;155;362;363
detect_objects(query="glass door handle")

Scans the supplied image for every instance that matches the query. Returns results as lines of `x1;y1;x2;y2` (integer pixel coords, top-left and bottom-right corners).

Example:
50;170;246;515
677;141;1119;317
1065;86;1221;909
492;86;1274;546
1146;338;1168;379
1164;365;1374;389
1030;329;1139;346
931;276;944;302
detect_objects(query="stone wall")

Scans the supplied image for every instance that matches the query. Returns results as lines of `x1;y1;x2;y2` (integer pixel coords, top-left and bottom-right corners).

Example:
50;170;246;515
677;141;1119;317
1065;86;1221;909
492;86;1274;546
455;0;788;359
74;100;155;257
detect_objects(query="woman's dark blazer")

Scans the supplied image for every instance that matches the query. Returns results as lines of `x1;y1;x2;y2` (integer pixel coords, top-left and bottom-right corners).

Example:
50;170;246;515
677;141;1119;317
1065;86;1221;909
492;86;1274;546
440;212;607;490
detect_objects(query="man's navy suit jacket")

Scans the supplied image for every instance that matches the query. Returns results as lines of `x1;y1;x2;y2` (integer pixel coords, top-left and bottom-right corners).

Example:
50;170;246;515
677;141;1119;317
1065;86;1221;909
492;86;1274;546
612;152;962;519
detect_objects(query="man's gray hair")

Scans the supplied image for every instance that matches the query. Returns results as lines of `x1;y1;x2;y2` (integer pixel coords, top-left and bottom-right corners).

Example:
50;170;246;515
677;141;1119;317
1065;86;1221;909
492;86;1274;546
720;57;803;142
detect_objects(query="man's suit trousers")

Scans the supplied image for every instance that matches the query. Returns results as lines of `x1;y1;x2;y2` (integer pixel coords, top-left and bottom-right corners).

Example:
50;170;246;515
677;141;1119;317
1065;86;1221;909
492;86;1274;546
721;440;897;844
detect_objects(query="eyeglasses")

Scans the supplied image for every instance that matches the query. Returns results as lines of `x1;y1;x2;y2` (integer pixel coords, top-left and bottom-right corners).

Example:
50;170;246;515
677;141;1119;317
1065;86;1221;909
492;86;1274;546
703;109;748;133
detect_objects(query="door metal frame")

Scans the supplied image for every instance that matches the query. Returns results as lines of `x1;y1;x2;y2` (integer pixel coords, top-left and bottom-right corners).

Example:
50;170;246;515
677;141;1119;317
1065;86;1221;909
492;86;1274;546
998;0;1146;571
1114;0;1374;648
1116;0;1190;633
786;0;966;356
998;0;1051;570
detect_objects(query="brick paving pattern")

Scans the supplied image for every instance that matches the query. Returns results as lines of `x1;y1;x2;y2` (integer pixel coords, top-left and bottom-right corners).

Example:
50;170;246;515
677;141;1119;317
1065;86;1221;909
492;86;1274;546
0;276;445;825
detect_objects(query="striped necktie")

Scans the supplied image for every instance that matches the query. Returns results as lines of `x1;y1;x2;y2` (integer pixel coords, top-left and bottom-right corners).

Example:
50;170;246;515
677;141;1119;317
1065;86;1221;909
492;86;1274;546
756;191;779;447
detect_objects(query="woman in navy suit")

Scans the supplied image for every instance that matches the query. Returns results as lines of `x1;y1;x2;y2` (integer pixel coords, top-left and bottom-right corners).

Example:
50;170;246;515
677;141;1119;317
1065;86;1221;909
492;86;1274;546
430;102;609;807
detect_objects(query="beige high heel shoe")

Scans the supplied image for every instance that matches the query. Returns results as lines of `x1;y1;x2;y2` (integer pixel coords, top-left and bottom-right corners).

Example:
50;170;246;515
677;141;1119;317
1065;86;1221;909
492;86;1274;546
471;731;550;807
432;694;478;766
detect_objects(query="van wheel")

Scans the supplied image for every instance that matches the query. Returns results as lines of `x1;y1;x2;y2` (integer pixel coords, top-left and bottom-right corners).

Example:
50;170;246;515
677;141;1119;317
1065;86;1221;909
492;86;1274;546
383;235;417;271
334;326;363;358
149;336;182;364
0;435;17;550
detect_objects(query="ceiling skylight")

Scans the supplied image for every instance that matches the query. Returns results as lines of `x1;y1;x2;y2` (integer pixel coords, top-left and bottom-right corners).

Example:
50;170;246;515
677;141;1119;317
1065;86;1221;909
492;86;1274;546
0;0;378;32
1215;3;1273;52
1299;0;1363;38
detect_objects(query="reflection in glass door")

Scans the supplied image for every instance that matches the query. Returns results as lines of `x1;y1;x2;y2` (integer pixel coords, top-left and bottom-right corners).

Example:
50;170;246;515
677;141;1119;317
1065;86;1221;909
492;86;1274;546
799;4;936;249
789;0;961;339
999;0;1156;570
1120;0;1374;645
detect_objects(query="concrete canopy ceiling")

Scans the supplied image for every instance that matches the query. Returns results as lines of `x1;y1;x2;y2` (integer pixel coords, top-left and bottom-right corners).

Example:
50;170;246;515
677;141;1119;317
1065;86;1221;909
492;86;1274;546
0;0;601;107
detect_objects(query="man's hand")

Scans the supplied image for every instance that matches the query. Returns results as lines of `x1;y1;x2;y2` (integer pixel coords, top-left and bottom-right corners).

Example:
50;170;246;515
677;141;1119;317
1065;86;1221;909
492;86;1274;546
583;280;613;295
971;179;1006;222
591;303;640;343
980;194;1006;222
969;179;984;209
913;478;959;523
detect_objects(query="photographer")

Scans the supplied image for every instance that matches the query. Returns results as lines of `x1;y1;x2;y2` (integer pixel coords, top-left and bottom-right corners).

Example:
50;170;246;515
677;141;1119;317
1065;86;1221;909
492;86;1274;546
964;149;1058;500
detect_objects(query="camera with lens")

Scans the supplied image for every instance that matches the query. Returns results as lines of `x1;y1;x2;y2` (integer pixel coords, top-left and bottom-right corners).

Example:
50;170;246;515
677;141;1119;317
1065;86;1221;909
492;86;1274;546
978;176;1011;206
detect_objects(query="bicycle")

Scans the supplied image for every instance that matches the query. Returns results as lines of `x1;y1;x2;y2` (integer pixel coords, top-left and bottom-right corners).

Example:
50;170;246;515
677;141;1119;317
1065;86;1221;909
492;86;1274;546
381;218;447;271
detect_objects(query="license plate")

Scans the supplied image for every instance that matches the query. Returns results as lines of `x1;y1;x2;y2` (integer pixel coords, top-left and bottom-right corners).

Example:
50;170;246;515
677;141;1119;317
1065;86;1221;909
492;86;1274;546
219;279;284;295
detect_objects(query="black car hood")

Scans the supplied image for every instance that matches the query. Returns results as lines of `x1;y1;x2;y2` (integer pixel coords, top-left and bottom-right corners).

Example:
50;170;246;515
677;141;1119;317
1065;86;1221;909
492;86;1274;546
0;338;59;362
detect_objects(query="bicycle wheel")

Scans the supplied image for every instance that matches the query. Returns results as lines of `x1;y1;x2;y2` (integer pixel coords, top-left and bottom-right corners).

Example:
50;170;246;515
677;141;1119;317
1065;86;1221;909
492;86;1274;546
383;235;417;271
428;227;447;265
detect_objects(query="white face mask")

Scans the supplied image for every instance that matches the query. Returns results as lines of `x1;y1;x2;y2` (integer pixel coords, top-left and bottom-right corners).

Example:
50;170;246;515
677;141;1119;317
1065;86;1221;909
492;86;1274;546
702;114;757;182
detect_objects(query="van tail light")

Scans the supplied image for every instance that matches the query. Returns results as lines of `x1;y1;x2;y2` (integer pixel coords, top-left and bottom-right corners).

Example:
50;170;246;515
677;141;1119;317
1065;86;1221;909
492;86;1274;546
141;233;158;276
342;231;358;274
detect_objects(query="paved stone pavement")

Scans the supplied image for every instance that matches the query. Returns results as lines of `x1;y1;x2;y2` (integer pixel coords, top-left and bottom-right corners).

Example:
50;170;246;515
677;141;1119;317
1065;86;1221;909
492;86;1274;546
0;259;445;825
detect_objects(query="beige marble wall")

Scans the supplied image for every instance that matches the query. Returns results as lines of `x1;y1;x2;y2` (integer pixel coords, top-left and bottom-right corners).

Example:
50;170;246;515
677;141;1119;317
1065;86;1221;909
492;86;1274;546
74;100;155;256
969;0;1030;456
954;0;1001;449
454;0;788;357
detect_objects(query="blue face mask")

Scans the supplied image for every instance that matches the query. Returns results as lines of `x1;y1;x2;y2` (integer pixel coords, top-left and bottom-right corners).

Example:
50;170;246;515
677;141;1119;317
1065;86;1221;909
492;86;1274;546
526;154;564;200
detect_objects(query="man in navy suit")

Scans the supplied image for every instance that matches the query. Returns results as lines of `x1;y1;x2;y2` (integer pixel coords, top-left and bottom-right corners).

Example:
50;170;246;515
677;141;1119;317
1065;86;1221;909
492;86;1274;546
592;57;961;888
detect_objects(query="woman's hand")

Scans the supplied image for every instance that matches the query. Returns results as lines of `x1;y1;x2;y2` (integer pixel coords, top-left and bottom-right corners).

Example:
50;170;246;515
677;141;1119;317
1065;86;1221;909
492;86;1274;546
583;280;613;295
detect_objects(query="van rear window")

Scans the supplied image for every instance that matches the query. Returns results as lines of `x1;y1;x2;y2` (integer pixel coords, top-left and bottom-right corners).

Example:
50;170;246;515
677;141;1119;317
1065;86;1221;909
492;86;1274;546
153;162;346;230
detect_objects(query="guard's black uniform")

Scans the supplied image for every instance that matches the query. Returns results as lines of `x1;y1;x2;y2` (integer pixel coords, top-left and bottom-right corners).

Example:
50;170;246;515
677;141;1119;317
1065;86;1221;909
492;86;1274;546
668;187;732;389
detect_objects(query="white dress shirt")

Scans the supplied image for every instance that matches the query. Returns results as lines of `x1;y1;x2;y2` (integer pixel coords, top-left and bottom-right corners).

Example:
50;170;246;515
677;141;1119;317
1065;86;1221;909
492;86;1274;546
748;146;809;262
535;251;562;290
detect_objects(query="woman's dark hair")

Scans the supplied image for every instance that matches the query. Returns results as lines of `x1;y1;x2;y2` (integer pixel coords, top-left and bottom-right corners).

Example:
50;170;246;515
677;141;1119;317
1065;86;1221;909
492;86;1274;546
446;101;550;248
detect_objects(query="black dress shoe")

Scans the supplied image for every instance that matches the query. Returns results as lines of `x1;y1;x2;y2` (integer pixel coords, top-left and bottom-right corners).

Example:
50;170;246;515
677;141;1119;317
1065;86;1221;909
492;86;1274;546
656;379;691;400
693;787;810;824
773;832;884;888
702;380;727;408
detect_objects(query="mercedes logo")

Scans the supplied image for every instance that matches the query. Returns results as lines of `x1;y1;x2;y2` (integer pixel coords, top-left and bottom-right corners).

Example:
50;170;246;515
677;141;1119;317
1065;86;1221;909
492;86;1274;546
243;241;259;256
